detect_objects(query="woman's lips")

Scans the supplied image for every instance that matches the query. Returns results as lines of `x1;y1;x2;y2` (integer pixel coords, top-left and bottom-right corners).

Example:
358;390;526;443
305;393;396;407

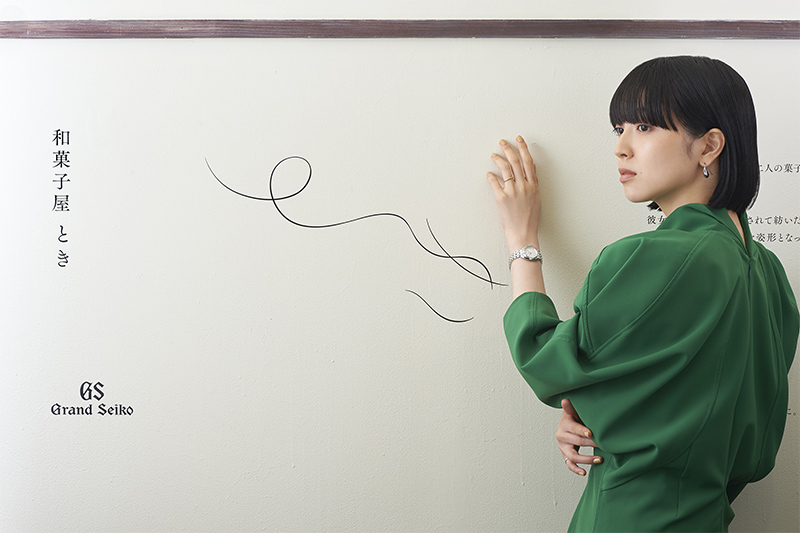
619;168;636;183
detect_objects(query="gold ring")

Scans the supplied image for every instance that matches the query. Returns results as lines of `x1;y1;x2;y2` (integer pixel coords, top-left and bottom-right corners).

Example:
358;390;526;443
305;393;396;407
504;177;515;182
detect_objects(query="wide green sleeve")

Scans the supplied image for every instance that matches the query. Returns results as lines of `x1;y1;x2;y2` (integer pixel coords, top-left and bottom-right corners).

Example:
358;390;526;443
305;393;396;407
503;289;590;409
504;231;745;480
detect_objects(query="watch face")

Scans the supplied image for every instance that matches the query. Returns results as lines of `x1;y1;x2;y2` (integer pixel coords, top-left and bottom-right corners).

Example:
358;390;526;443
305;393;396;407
522;246;538;260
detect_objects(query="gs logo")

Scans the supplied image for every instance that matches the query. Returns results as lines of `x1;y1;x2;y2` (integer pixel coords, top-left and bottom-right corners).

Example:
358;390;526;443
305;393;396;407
80;381;104;401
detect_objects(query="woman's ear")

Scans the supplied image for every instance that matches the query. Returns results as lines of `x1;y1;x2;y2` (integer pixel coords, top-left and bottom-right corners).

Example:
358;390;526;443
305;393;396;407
701;128;725;165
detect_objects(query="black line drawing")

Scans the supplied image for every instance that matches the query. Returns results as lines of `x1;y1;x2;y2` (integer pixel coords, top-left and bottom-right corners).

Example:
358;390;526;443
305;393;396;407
206;155;504;322
405;290;473;323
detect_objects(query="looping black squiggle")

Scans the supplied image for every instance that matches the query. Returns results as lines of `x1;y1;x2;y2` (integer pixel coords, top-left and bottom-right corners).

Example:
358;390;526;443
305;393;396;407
206;155;503;321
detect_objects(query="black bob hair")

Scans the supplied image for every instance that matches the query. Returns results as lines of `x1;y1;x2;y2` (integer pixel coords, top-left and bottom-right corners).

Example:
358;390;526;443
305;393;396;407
609;56;759;214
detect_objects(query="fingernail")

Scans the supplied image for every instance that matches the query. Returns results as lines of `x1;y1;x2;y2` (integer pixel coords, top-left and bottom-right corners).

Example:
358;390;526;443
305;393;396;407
584;431;591;438
491;153;498;158
578;471;586;476
499;139;508;146
517;135;524;143
593;458;603;464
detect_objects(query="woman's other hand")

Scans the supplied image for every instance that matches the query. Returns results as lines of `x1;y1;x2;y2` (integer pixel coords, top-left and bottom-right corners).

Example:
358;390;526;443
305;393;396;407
558;399;602;476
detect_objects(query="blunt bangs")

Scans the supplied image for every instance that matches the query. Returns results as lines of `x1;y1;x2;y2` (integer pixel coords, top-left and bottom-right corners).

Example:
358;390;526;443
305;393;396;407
609;62;681;132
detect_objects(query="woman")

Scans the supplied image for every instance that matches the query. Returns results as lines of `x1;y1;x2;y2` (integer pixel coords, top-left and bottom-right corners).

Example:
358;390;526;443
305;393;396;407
487;56;798;532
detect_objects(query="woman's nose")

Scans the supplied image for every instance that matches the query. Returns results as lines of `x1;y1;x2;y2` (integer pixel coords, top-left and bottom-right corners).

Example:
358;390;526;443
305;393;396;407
614;131;630;159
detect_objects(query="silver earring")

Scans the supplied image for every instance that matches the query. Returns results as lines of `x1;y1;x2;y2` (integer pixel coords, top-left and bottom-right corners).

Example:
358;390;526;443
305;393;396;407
702;166;710;178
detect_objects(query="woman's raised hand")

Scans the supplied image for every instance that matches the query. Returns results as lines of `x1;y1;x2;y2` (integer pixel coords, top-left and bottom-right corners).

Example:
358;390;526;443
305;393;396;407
486;136;542;252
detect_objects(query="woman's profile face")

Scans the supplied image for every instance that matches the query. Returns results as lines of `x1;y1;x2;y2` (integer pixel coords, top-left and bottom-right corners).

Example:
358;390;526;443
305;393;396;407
613;122;710;215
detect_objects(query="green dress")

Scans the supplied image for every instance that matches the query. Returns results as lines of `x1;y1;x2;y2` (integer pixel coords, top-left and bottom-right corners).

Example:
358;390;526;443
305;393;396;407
504;204;799;532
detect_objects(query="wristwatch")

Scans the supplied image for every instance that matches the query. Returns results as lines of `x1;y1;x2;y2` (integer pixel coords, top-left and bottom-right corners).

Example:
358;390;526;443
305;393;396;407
508;245;542;269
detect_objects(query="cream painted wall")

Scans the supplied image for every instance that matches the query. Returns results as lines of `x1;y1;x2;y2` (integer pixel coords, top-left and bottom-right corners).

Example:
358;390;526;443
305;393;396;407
0;0;799;21
0;5;798;533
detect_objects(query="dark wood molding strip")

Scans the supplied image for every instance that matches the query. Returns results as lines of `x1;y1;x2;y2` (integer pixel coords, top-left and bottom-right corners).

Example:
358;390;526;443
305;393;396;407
0;19;798;39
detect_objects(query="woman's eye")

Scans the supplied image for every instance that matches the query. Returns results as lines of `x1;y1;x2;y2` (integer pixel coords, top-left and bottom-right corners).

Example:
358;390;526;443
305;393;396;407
613;127;624;136
636;124;652;132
